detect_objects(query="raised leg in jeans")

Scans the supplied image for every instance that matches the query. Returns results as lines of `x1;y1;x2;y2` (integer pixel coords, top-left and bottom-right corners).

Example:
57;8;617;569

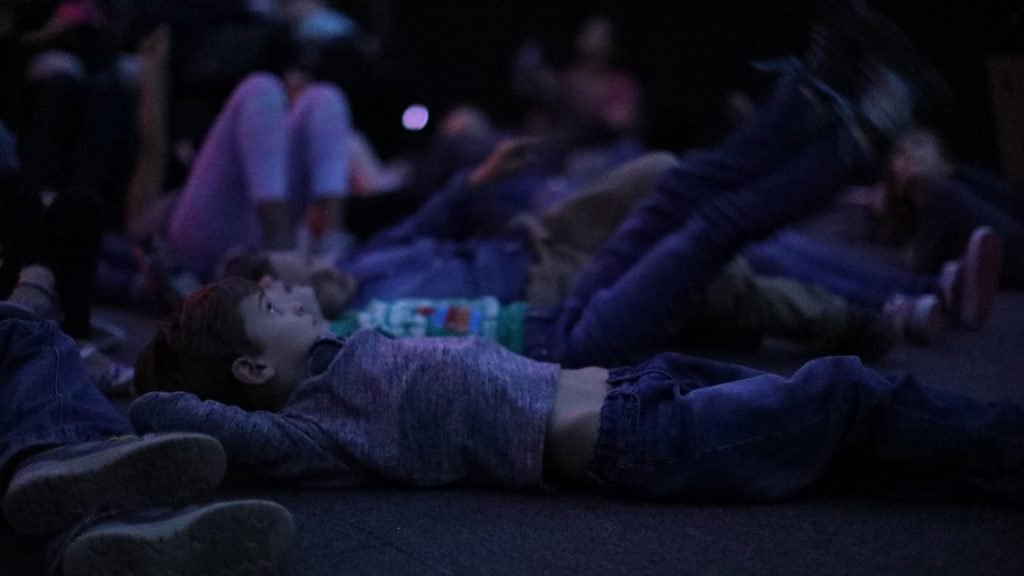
565;76;833;308
560;117;862;366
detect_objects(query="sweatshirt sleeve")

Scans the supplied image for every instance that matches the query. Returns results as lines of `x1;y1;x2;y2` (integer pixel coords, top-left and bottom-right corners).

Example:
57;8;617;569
359;171;477;249
129;391;368;487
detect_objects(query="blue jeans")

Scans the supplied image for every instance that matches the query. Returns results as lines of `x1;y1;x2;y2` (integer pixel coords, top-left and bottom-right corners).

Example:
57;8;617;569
557;75;867;366
0;308;129;487
588;352;1024;503
743;230;938;309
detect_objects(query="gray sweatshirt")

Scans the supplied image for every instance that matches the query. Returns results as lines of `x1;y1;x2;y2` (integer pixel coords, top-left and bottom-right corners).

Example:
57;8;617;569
130;330;561;489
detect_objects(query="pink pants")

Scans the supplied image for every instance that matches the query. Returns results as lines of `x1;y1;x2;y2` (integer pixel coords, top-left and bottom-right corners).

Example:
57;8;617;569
168;73;351;278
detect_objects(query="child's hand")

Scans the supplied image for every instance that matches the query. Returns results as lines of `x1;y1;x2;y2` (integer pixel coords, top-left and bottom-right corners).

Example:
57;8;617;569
311;268;358;320
468;137;540;188
267;250;317;285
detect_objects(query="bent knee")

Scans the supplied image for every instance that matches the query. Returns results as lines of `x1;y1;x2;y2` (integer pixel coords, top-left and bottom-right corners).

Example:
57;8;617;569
293;83;350;118
233;72;288;109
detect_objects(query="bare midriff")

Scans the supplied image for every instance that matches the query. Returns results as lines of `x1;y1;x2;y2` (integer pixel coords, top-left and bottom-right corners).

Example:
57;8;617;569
544;366;611;483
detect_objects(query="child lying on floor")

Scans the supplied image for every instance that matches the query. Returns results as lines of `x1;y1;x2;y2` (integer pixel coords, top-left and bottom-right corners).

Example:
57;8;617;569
130;276;1024;502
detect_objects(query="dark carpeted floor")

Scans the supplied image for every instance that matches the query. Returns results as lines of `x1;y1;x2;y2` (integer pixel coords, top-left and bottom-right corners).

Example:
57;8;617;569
3;292;1023;575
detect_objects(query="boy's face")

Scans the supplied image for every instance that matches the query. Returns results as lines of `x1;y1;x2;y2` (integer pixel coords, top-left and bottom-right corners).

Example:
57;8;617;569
259;277;327;324
236;289;327;405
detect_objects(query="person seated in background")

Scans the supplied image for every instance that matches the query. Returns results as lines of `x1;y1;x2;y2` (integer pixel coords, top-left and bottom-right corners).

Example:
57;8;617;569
872;125;1023;287
512;15;642;156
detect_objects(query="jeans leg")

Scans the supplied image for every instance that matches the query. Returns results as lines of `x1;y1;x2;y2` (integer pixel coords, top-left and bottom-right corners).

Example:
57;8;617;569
565;78;833;312
560;127;854;366
744;230;938;308
590;353;1024;503
0;317;130;487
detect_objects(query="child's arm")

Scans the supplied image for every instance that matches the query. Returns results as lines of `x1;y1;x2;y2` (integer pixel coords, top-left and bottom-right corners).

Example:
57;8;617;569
358;171;477;250
360;139;538;250
129;391;368;487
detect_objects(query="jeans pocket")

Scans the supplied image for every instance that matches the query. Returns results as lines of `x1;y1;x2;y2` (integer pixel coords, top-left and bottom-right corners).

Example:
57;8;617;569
589;389;640;488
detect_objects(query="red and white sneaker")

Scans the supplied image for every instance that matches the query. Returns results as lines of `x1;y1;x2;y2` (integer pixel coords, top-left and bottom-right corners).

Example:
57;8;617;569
939;226;1003;330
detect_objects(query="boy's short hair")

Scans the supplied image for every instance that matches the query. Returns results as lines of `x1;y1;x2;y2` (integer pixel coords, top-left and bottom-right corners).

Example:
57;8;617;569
134;276;262;409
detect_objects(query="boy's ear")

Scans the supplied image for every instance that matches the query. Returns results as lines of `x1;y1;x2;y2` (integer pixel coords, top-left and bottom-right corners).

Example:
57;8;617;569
231;355;276;387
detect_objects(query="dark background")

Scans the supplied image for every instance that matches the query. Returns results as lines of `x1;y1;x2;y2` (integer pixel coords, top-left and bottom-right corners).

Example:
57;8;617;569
340;0;1024;167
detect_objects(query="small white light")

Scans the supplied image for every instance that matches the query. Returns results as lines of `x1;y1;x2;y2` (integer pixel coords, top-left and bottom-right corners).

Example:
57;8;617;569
402;104;429;131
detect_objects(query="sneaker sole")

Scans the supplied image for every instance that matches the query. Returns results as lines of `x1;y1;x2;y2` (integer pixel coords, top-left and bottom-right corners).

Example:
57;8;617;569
3;433;226;535
61;500;295;576
960;227;1002;330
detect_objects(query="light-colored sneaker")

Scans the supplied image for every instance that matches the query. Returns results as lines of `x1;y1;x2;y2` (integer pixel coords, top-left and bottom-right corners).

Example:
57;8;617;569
883;293;943;345
3;433;226;535
60;500;295;576
79;343;135;397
